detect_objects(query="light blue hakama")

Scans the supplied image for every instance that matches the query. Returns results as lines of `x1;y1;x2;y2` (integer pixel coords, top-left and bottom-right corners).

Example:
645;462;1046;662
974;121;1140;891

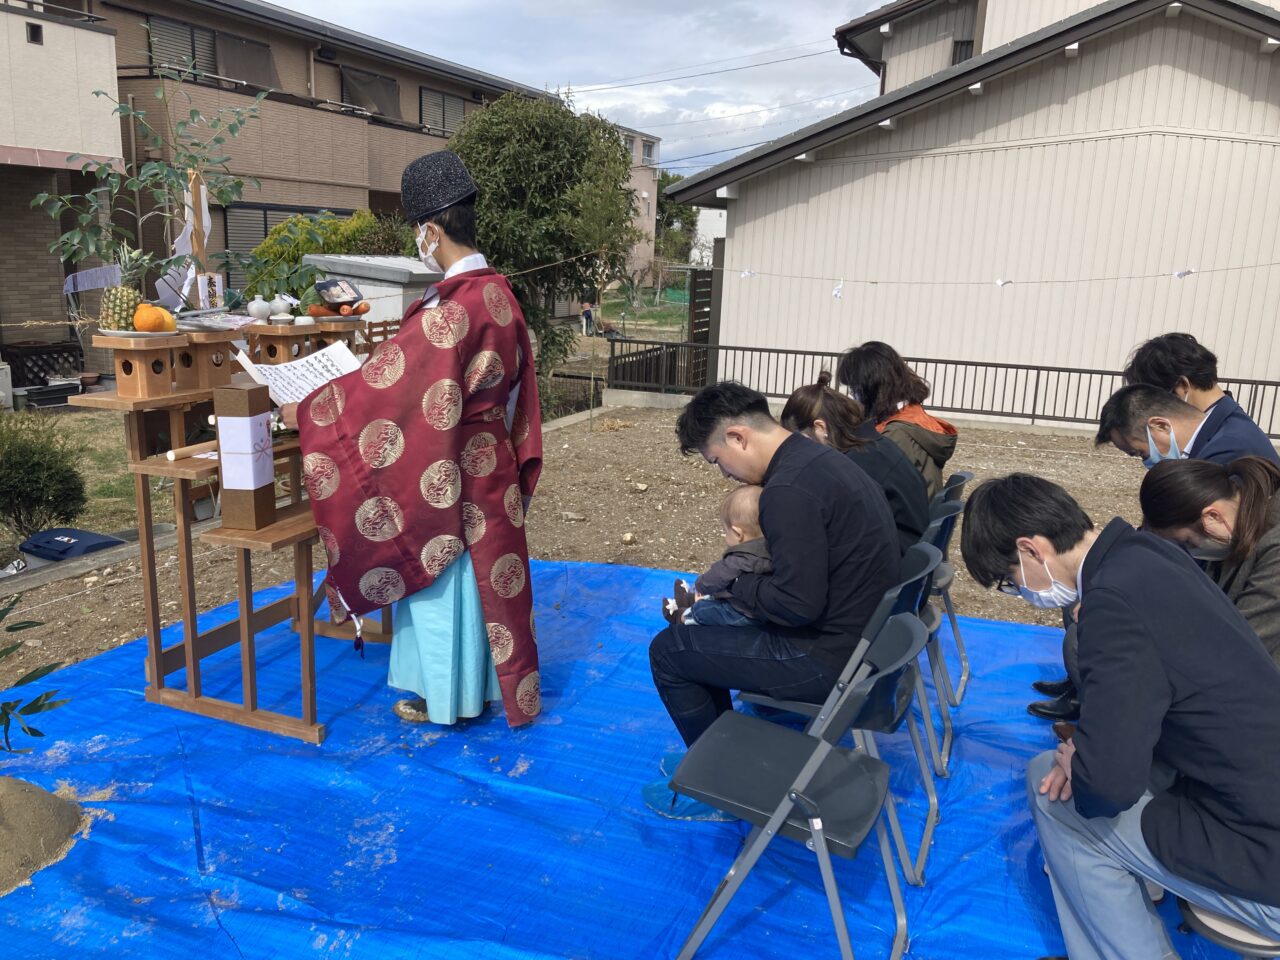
387;550;500;724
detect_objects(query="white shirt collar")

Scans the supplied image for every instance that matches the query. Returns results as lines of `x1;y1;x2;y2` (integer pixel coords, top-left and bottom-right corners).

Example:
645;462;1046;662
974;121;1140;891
444;252;488;280
1182;414;1208;457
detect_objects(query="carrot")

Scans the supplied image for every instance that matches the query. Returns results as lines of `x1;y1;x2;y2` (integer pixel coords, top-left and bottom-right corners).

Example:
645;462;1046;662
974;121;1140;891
353;300;371;315
308;304;339;317
339;304;354;316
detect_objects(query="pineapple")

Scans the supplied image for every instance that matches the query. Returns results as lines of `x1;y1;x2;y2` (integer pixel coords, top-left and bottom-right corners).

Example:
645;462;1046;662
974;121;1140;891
100;243;150;330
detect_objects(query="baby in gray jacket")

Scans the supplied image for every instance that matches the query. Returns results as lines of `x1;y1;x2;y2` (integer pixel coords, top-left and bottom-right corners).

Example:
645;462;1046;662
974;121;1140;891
663;484;773;627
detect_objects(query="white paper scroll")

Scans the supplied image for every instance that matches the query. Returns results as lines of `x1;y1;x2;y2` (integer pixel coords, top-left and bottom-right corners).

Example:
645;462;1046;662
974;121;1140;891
218;413;274;490
235;342;361;406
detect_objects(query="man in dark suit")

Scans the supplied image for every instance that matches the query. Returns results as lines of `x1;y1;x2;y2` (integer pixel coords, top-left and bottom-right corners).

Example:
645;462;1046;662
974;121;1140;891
1096;383;1278;467
962;473;1280;960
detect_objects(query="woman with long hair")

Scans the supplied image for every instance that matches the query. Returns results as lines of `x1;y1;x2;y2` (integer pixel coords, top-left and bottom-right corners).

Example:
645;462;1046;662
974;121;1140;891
1140;455;1280;663
836;341;957;499
780;371;930;552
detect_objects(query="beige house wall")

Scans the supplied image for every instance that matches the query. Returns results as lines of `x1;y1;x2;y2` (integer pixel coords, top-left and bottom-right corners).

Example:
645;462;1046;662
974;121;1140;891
882;0;979;92
0;10;121;161
719;10;1280;382
980;0;1280;50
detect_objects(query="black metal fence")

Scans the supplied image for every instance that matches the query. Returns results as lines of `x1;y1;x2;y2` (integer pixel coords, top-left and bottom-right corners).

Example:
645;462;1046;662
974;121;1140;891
540;372;604;420
606;339;1280;438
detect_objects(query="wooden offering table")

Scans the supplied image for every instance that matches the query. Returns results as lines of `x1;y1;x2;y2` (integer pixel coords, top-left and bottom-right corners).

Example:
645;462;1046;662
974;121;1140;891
71;385;391;744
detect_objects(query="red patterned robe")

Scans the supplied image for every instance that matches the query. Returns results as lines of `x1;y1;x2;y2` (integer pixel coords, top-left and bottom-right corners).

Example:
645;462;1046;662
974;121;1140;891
297;268;543;726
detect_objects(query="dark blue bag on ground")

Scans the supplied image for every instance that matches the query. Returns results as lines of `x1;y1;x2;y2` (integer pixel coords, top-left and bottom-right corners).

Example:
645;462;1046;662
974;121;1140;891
19;528;123;562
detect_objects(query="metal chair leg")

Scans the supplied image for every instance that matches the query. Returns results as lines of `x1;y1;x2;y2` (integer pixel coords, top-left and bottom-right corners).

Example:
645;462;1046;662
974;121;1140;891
942;587;970;704
876;809;910;960
855;730;922;886
904;713;940;882
676;824;774;960
915;662;950;778
925;637;956;770
800;804;855;960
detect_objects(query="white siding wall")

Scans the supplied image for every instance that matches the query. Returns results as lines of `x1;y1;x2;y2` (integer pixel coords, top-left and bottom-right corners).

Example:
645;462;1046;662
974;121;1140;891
0;13;121;159
883;0;979;91
720;12;1280;382
981;0;1280;51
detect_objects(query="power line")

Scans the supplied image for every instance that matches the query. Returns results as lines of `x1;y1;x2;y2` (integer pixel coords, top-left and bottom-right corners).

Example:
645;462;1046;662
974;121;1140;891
662;103;865;147
575;49;840;93
642;82;880;130
660;140;774;165
568;39;832;90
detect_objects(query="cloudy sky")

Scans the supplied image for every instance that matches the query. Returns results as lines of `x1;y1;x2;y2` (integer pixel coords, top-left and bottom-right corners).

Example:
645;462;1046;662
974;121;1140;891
269;0;883;173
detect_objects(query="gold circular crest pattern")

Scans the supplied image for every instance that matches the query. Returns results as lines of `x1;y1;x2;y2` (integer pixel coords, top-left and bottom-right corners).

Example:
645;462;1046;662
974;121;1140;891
490;553;526;599
461;432;498;477
359;567;406;606
420;534;465;577
357;419;405;469
355;496;405;542
481;404;505;422
422;378;463;430
512;406;530;447
309;383;346;427
487;623;514;665
503;484;524;527
483;282;513;327
464;350;506;395
419;459;461;508
462;501;487;544
516;670;541;717
317;525;340;567
421;300;470;348
530;609;537;642
302;452;341;501
361;341;406;390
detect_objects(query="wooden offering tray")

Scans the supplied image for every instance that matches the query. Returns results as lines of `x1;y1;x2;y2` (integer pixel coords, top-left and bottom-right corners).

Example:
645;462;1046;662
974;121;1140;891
91;333;190;399
175;329;240;389
249;323;313;365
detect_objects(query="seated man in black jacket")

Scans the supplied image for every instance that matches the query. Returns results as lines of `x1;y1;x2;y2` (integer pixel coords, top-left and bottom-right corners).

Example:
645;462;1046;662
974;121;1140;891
646;382;899;820
961;473;1280;960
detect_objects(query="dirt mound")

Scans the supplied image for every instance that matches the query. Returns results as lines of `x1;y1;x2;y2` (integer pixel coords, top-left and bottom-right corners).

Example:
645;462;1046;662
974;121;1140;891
0;777;82;896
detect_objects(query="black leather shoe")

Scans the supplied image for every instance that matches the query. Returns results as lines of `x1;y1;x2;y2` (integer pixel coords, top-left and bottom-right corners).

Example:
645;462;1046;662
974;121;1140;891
1032;677;1075;698
1027;694;1080;722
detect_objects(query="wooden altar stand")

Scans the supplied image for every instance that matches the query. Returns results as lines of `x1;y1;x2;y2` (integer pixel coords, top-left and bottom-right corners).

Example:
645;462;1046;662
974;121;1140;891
71;371;392;744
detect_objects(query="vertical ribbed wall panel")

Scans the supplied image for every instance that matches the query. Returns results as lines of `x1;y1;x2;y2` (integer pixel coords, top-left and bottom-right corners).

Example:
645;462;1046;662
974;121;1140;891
883;1;980;92
720;11;1280;381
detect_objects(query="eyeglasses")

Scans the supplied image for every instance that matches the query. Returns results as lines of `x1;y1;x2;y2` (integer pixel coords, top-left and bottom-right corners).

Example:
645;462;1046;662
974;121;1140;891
995;575;1021;597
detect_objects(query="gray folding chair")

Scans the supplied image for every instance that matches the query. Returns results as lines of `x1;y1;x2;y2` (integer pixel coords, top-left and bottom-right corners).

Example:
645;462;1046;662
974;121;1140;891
922;495;972;705
669;614;927;960
740;543;943;885
931;469;974;507
913;500;967;777
1177;899;1280;958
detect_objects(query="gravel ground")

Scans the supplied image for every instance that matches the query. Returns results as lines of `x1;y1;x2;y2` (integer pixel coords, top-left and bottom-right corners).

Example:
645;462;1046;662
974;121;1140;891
0;407;1144;688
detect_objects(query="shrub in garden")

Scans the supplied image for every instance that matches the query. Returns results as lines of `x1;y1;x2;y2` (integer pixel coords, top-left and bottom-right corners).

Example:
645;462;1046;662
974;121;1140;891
0;414;87;542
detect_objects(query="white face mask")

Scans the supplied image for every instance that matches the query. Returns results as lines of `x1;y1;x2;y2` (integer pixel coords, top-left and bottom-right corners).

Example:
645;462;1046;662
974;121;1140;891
1016;553;1079;609
416;223;442;274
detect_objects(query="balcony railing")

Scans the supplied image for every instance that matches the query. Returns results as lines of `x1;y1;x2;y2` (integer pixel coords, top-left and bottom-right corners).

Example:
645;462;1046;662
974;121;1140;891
606;339;1280;437
0;0;104;23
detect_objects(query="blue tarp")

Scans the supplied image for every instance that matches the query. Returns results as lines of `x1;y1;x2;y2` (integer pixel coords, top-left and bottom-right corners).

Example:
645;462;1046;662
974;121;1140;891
0;560;1232;959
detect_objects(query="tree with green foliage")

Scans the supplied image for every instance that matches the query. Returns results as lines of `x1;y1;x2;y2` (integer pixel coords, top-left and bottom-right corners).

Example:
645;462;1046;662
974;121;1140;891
656;170;698;265
449;93;640;373
0;593;65;754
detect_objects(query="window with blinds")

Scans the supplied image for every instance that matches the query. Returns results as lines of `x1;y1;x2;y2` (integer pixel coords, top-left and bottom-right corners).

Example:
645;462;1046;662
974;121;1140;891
952;40;975;65
149;16;217;75
420;88;466;134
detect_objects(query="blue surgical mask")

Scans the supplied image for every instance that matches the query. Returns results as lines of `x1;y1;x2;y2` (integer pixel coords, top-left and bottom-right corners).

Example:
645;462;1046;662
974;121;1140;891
1142;424;1182;470
1016;553;1078;609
